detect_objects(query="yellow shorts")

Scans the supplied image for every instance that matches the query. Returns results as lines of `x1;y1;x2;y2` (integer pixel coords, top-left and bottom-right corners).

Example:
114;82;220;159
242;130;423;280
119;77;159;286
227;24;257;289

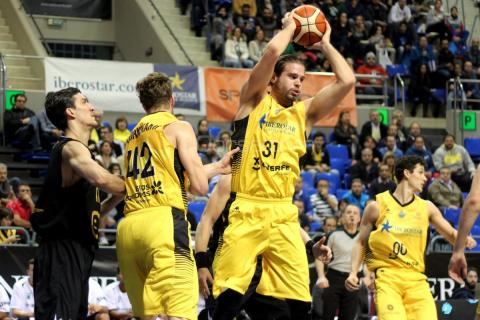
375;268;437;320
212;194;310;302
116;207;198;319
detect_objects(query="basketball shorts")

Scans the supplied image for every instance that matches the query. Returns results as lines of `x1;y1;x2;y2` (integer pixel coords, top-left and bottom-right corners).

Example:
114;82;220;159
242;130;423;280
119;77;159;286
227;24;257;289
116;207;198;319
375;267;437;320
212;194;310;302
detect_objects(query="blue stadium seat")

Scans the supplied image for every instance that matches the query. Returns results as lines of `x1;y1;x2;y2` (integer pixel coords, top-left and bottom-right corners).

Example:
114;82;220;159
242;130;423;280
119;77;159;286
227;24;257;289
330;158;347;177
188;201;207;223
316;172;340;193
444;208;461;225
336;188;349;200
471;225;480;236
127;122;137;131
387;64;407;77
209;127;222;140
464;138;480;161
303;187;317;212
310;221;322;232
431;88;446;104
326;144;350;160
301;171;315;190
343;173;352;189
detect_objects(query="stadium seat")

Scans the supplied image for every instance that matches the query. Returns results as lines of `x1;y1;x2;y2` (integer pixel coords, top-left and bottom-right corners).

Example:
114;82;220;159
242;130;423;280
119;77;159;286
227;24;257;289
303;187;317;212
127;122;137;131
386;64;407;77
336;188;349;200
316;172;340;193
464;138;480;161
471;225;480;236
444;208;461;225
431;88;446;104
209;126;222;139
326;144;350;160
343;173;352;189
330;158;347;177
188;201;207;223
310;221;322;232
301;171;315;190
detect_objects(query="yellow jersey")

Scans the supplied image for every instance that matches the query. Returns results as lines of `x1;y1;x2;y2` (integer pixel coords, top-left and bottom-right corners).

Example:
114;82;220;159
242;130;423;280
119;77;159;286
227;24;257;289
0;228;15;244
231;95;306;199
365;191;430;273
124;112;188;214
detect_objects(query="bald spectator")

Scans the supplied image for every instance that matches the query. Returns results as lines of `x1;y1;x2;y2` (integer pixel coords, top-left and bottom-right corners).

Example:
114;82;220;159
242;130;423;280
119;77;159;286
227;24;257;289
349;148;380;186
368;164;396;199
360;110;388;144
428;167;463;209
6;183;34;231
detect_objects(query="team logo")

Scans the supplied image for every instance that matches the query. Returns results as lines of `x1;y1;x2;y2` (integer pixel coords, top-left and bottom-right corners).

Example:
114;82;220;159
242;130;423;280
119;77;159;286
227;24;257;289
259;114;267;129
151;180;164;195
252;157;261;170
441;302;453;315
387;304;394;311
381;220;392;232
399;211;406;218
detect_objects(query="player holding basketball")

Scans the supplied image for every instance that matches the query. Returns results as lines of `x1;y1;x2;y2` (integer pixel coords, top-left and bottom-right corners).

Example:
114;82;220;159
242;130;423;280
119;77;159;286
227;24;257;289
345;156;476;319
211;9;354;319
116;72;237;320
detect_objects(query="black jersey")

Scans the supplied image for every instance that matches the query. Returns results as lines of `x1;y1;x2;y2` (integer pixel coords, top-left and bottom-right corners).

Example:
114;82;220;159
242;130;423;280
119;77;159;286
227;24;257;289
31;137;101;247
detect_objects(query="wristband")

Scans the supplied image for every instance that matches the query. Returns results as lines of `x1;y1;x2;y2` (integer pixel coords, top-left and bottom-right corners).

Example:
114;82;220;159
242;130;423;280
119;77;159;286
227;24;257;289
305;240;314;257
195;251;209;269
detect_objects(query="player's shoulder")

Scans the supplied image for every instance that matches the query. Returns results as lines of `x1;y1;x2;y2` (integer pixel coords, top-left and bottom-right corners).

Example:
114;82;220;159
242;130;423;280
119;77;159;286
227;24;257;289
61;139;90;158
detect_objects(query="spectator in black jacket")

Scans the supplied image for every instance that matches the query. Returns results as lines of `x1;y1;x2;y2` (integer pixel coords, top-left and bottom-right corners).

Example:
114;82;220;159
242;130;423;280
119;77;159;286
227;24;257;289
4;94;41;149
452;267;478;299
303;132;331;173
368;164;396;199
349;148;379;186
332;111;359;158
360;110;387;145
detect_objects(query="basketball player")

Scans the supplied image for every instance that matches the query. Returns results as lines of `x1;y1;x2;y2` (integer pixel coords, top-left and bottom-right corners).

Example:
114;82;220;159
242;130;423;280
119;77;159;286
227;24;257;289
449;164;480;284
345;156;476;319
195;174;331;319
115;72;238;320
32;87;125;319
212;11;355;319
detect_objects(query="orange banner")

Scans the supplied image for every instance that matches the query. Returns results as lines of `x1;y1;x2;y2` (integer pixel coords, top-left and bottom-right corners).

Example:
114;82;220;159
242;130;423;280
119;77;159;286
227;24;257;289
204;67;357;127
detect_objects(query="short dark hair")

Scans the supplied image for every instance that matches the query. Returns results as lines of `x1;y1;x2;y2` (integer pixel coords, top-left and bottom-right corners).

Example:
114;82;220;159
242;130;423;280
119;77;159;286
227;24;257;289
45;87;81;131
312;131;325;140
115;116;128;129
0;207;12;220
273;54;305;77
443;133;455;142
395;155;426;182
136;72;172;111
15;93;27;102
101;125;113;133
467;267;478;275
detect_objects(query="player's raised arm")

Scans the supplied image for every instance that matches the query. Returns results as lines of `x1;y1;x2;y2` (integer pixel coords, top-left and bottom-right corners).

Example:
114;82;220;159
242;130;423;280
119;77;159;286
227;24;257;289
235;14;297;120
303;22;355;133
345;201;378;292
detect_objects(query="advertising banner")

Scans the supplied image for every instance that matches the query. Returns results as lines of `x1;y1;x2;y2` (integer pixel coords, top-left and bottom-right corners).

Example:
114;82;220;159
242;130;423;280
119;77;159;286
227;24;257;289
22;0;112;19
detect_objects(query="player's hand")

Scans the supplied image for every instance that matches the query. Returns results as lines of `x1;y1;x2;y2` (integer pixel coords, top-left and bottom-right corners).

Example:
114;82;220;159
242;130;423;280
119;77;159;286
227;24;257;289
312;236;332;263
216;147;239;175
466;236;477;249
281;12;296;33
448;251;467;285
306;20;332;50
316;275;329;288
345;272;360;292
198;267;214;298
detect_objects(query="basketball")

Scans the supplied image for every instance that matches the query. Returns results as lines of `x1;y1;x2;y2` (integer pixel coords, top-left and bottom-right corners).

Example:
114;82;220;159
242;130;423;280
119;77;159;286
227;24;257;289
291;5;327;47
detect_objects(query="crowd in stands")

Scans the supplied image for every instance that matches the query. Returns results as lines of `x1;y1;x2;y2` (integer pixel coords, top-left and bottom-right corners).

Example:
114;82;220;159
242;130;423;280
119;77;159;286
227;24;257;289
187;0;480;113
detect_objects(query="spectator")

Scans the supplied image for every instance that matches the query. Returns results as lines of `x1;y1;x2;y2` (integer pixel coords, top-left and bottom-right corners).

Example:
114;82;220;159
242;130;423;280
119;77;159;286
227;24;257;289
355;135;382;163
0;283;9;320
369;25;395;67
428;167;463;209
0;163;19;203
4;93;41;149
388;0;412;25
113;116;131;144
99;125;123;157
256;7;277;40
197;118;211;146
332;12;352;56
446;6;466;43
463;61;480;108
392;110;409;149
436;38;455;85
233;0;256;18
88;278;109;320
90;110;103;144
105;269;133;320
379;135;403;159
248;28;268;64
199;141;220;165
426;0;449;39
342;179;369;212
382;152;397;183
452;267;478;299
409;64;440;117
356;52;387;96
406;121;433;151
295;199;311;232
410;36;435;73
347;0;371;27
392;21;415;63
310;179;338;221
321;0;341;23
318;204;363;320
38;109;63;150
95;142;119;169
322;216;339;234
10;259;35;319
405;136;435;174
7;183;34;231
433;134;475;191
369;0;388;28
368;164;396;199
216;130;232;158
211;5;235;61
293;177;310;212
0;207;19;244
350;15;371;60
350;148;380;186
466;37;480;70
233;4;256;41
332;111;359;158
303;132;331;173
360;110;388;145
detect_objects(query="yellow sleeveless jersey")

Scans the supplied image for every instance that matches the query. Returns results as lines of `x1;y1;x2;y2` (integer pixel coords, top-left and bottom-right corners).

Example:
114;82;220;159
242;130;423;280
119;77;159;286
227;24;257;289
231;95;306;199
124;112;188;214
365;191;429;273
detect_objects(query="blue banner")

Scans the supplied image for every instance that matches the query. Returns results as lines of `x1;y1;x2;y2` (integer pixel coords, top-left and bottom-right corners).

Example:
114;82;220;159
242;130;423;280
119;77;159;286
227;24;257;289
154;64;201;111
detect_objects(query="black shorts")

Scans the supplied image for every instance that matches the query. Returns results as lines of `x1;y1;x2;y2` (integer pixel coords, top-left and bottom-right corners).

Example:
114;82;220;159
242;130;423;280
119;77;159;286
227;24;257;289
34;239;95;320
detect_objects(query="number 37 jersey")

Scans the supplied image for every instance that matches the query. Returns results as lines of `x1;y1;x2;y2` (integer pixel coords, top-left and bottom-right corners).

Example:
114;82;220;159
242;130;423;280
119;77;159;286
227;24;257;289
365;191;430;273
124;112;188;215
231;95;306;199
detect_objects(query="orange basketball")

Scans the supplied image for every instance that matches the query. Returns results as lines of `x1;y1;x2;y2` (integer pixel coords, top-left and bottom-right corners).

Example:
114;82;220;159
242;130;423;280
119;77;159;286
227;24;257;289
292;5;327;47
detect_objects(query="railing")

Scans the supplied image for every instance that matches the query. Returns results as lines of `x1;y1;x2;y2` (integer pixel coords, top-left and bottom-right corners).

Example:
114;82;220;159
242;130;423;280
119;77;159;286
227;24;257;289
0;226;32;246
448;77;480;143
354;73;389;106
147;0;194;66
393;74;406;113
428;234;480;254
18;0;53;56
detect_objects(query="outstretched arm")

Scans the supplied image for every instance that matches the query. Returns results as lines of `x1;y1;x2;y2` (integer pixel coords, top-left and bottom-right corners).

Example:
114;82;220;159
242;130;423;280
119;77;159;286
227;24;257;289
235;14;296;120
303;22;356;134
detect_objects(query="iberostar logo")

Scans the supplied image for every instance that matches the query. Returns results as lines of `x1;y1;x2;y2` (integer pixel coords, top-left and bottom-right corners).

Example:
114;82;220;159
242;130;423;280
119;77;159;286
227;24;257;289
258;113;296;134
169;72;185;90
